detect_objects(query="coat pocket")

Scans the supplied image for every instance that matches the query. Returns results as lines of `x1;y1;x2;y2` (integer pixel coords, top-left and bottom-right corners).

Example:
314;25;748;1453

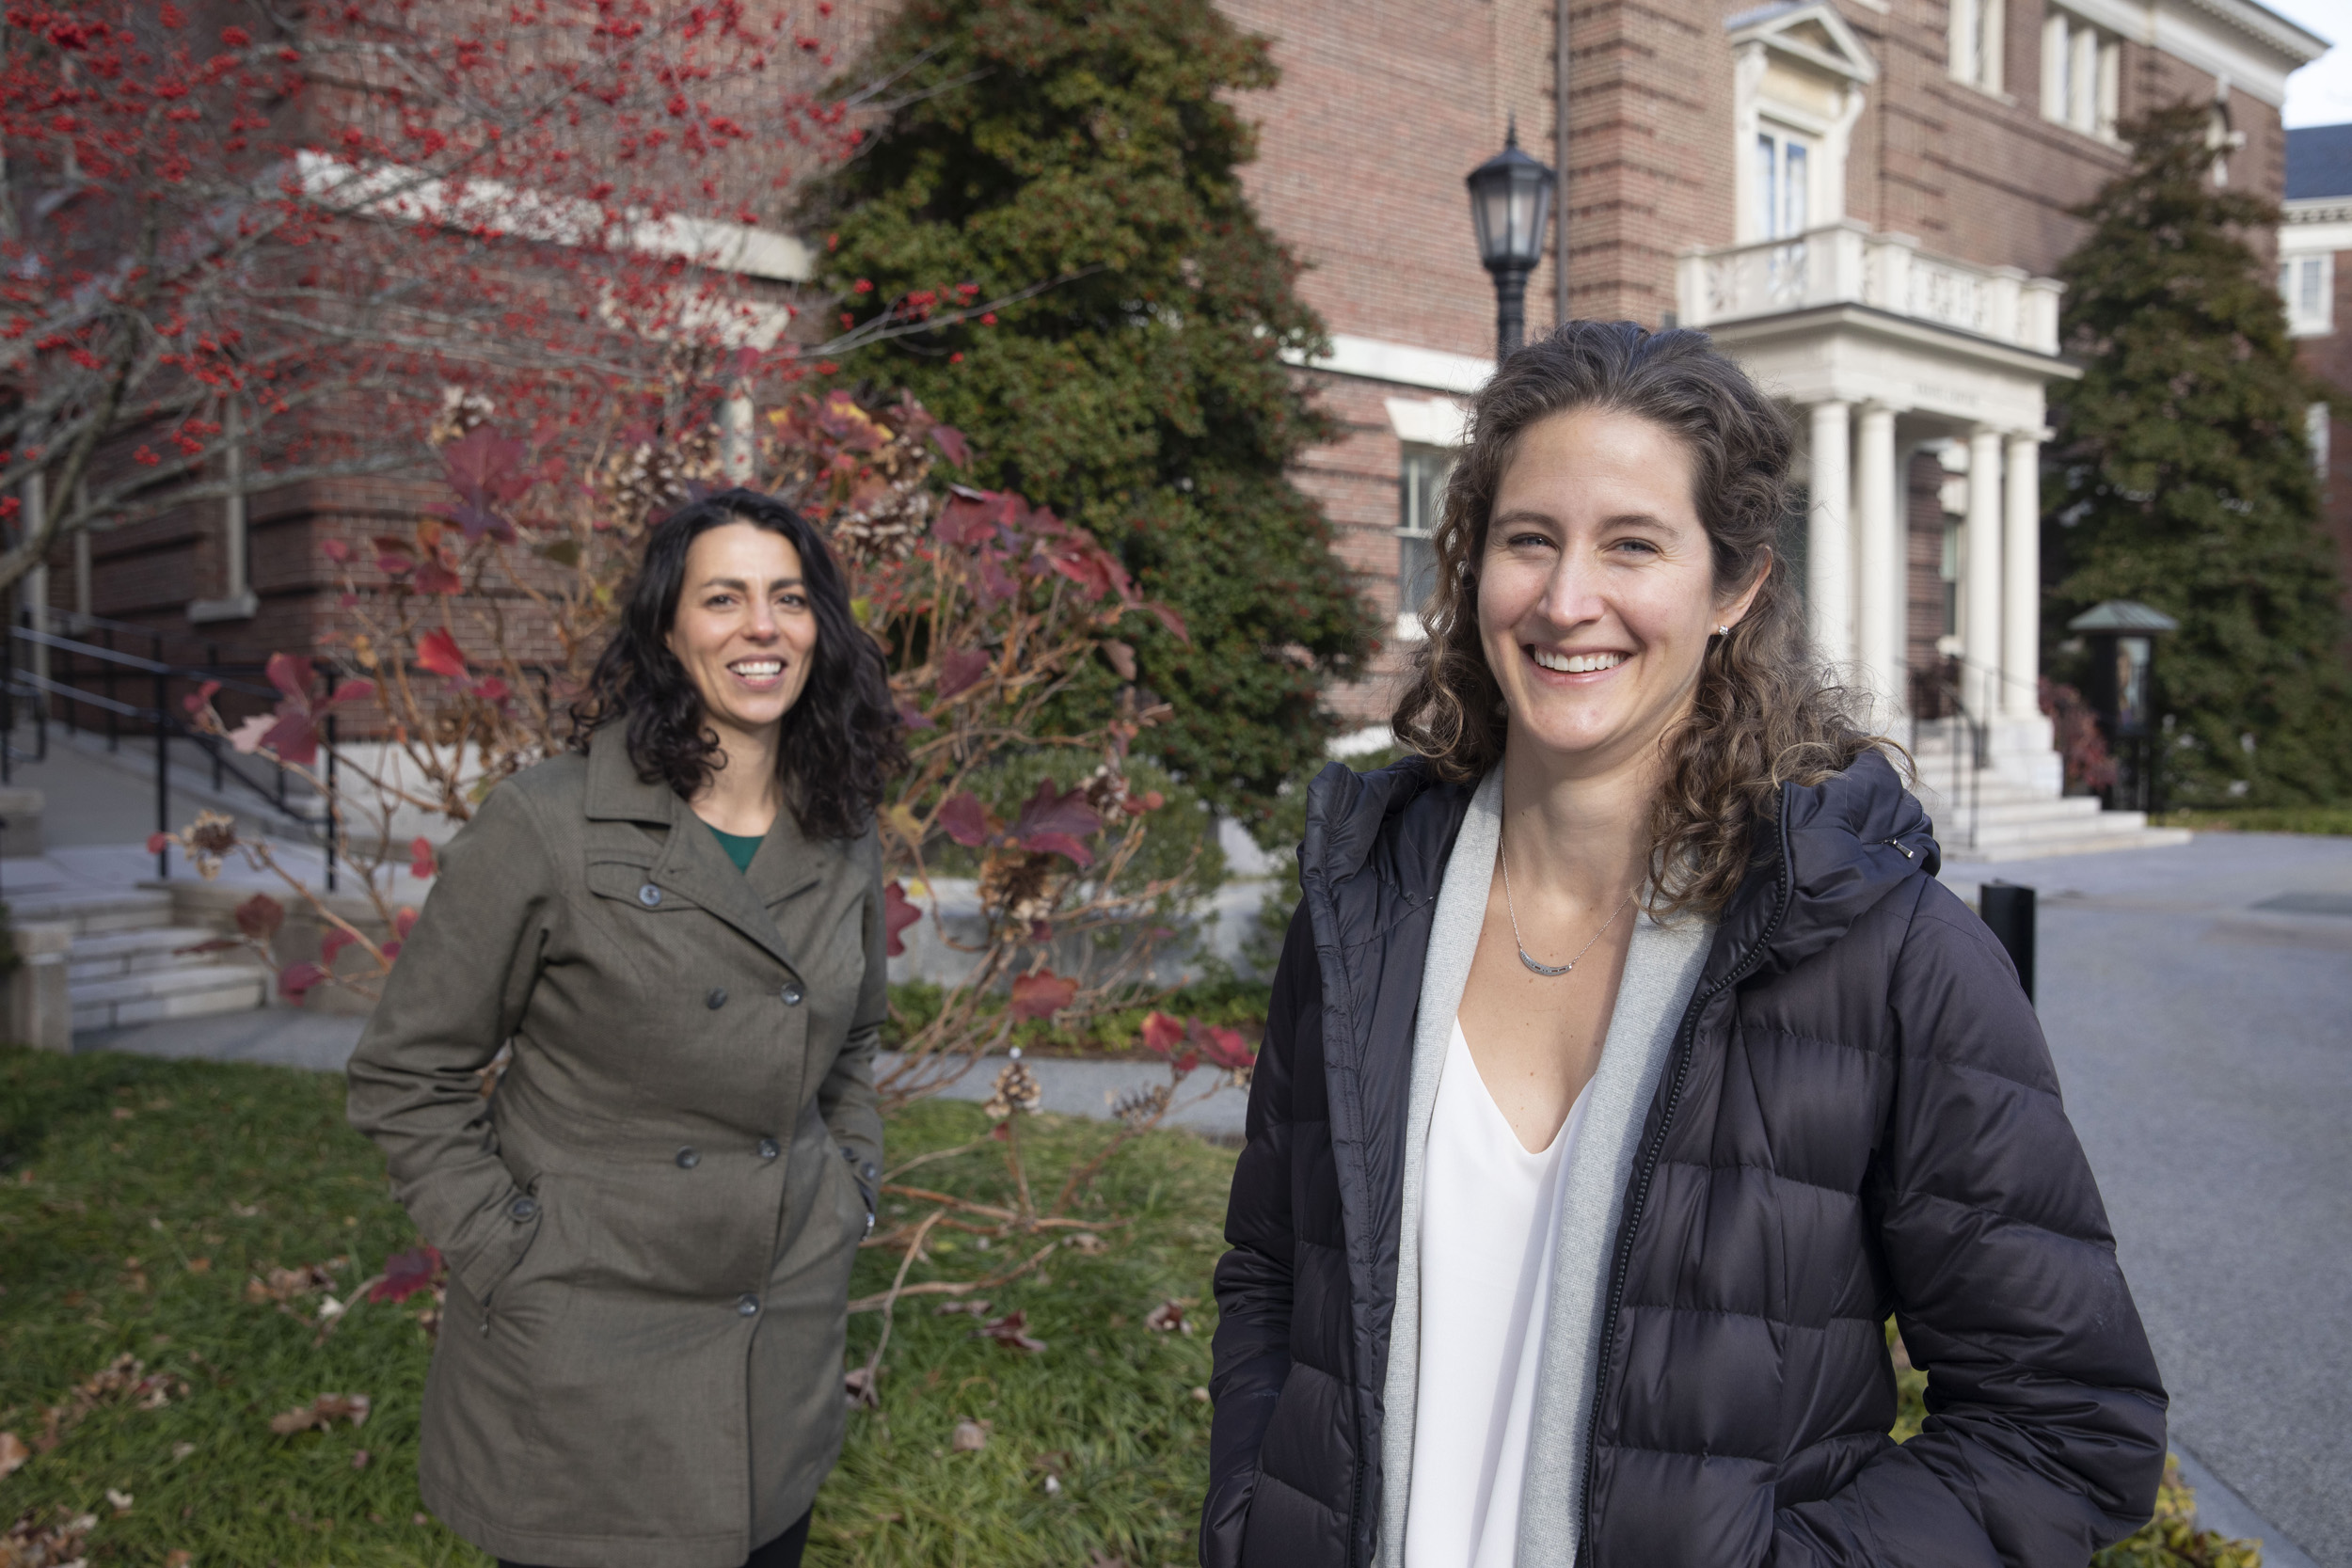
454;1179;547;1310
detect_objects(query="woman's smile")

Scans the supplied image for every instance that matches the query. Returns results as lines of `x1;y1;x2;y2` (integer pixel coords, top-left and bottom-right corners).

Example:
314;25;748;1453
1524;646;1630;678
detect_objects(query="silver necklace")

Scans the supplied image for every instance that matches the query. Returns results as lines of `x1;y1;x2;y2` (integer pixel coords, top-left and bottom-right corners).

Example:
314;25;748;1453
1499;837;1636;977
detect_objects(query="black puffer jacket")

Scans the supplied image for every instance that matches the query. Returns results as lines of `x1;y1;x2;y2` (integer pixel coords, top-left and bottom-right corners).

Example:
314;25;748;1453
1203;752;2165;1568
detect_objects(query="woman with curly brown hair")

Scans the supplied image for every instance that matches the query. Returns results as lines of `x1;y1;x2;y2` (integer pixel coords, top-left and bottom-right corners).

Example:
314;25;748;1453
1201;323;2166;1568
348;489;903;1568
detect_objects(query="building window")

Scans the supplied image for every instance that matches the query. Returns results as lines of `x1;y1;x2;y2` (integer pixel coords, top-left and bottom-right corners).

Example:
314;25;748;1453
1949;0;2005;92
1756;124;1814;240
2280;253;2333;336
1397;444;1449;630
2041;8;2119;139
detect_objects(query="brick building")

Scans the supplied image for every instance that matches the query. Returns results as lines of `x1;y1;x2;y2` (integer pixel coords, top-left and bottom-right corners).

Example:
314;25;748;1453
2283;120;2352;611
31;0;2329;847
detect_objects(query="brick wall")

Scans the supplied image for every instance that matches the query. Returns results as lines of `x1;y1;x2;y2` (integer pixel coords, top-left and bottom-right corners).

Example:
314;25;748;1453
2296;249;2352;618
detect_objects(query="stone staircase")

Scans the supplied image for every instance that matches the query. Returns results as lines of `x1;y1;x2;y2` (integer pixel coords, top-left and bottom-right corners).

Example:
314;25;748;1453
9;887;269;1034
1905;733;2193;863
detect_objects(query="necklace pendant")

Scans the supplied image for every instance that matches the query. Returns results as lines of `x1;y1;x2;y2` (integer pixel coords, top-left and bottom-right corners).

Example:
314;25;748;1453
1518;948;1575;977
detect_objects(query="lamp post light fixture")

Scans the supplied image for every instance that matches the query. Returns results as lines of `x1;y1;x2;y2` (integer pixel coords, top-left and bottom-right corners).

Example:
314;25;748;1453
1466;119;1557;360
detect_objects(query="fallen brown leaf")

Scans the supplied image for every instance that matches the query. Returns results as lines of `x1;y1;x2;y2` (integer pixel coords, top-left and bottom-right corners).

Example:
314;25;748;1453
184;1258;211;1274
950;1418;992;1452
165;1552;192;1567
351;1449;371;1470
975;1308;1046;1354
932;1298;992;1317
246;1262;337;1304
843;1367;879;1409
1;1507;96;1567
1063;1231;1107;1253
1144;1298;1194;1335
0;1432;24;1479
269;1393;371;1435
105;1488;133;1515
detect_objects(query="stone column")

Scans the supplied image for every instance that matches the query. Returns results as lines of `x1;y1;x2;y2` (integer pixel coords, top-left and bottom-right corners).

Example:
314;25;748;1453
721;387;755;483
1964;426;2005;721
1854;404;1900;712
2002;431;2042;719
1806;401;1853;668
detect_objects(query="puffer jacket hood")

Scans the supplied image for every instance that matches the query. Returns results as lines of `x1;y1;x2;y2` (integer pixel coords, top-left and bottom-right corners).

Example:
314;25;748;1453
1205;748;2164;1568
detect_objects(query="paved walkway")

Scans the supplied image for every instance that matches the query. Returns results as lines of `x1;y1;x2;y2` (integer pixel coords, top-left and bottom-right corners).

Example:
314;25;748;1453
34;810;2352;1562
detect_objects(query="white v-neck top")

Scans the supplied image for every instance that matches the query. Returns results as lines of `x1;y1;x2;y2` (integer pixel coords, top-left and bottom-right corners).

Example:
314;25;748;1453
1403;1019;1596;1568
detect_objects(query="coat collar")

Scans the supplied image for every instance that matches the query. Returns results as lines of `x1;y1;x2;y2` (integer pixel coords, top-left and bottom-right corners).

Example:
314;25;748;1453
581;727;828;974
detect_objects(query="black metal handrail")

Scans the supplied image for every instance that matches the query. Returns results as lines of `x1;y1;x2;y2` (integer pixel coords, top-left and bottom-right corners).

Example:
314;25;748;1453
1907;668;1984;854
0;612;341;886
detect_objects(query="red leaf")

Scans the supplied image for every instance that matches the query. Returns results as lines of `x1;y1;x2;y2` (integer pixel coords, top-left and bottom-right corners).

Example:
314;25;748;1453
882;880;921;958
392;908;419;942
1010;780;1102;865
415;629;468;678
263;652;312;702
182;678;221;716
1147;602;1190;643
929;424;971;467
234;893;284;941
935;647;991;699
146;832;169;854
1199;1023;1256;1072
976;1308;1046;1354
1009;969;1077;1022
1139;1009;1185;1057
261;710;320;768
439;426;528;541
320;538;352;563
937;792;992;847
414;558;464;596
1019;832;1091;866
368;1244;443;1304
408;836;437;879
323;678;375;708
278;961;325;1001
934;489;1000;548
319;927;357;967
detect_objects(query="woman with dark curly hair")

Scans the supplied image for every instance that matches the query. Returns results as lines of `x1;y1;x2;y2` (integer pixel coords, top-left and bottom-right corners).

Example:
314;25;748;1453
1201;324;2166;1568
348;488;904;1568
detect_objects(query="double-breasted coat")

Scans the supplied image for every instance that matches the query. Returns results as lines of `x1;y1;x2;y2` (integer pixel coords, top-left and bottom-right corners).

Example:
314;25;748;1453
345;731;887;1568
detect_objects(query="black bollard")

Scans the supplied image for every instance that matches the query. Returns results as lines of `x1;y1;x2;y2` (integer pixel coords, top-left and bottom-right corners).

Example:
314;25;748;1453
1978;880;2036;1003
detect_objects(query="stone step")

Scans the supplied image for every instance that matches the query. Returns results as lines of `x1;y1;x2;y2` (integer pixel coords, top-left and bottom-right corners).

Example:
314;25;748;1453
8;889;174;937
1939;824;2194;863
67;926;240;984
1913;794;2111;830
70;963;269;1033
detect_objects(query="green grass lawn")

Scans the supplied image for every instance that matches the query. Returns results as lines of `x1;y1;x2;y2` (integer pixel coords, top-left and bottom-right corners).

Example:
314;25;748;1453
2156;805;2352;836
0;1046;2258;1567
0;1047;1229;1567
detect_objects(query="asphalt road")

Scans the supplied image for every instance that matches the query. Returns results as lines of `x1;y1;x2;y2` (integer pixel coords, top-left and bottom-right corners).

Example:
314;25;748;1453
1948;834;2352;1567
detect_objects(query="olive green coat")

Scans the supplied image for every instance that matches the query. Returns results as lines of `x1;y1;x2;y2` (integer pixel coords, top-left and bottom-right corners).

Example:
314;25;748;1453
345;733;885;1568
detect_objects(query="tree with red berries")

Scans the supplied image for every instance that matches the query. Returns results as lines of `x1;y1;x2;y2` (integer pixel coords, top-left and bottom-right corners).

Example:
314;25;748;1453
0;0;1008;591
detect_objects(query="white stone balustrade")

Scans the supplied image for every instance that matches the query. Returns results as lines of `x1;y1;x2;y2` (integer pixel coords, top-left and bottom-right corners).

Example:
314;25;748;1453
1677;222;2064;355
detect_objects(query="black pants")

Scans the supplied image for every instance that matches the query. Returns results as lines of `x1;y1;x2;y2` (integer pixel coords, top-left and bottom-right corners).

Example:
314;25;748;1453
500;1508;811;1568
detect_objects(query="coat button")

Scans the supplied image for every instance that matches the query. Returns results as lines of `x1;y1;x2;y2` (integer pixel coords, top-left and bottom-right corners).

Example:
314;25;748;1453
757;1137;781;1160
706;988;727;1010
638;883;661;908
860;1162;879;1184
779;982;803;1006
736;1294;760;1317
675;1147;700;1169
507;1196;537;1221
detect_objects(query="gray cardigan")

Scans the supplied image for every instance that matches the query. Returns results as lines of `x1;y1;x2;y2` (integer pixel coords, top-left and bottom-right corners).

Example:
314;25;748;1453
1375;769;1712;1567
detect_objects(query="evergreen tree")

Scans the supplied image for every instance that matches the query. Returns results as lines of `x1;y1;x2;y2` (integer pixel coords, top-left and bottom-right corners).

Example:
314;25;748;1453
803;0;1375;833
2048;103;2352;804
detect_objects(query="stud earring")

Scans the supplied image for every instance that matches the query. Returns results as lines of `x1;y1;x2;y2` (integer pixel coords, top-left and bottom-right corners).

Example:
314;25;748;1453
1713;625;1731;637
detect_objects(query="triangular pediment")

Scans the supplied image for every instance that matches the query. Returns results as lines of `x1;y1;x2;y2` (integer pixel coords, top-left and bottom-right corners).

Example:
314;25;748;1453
1726;1;1879;84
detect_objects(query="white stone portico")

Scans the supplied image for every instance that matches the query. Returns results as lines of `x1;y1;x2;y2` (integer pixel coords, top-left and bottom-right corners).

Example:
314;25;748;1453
1678;225;2185;857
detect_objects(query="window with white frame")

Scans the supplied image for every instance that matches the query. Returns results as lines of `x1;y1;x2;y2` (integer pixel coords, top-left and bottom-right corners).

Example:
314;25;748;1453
1948;0;2005;92
2041;8;2119;139
1397;444;1449;631
1756;123;1815;241
2280;253;2334;336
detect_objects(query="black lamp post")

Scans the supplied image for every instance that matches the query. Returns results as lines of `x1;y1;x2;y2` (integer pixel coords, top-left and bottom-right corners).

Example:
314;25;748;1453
1466;119;1557;360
